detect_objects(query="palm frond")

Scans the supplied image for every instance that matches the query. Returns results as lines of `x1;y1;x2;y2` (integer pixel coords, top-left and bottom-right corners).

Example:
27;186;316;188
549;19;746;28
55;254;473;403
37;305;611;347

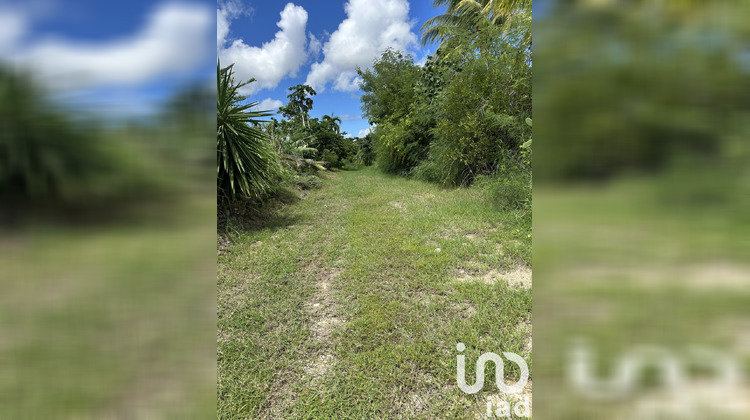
217;61;280;201
420;0;530;47
280;154;328;171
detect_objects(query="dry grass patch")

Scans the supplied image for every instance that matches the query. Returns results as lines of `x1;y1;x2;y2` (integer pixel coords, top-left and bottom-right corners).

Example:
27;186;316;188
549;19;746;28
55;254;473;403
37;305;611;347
217;234;231;255
301;264;345;381
479;380;533;420
561;262;750;291
455;266;532;289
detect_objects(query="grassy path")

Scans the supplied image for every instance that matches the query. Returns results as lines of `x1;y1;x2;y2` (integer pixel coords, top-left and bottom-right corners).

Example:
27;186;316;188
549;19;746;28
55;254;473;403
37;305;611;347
218;167;532;419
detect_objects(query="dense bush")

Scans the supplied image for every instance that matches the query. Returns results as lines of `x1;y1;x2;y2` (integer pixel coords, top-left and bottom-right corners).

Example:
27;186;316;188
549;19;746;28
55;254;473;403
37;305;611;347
359;49;419;126
534;7;749;181
358;13;531;188
417;19;530;186
309;116;353;168
354;134;376;166
478;162;531;211
370;120;432;175
359;50;428;174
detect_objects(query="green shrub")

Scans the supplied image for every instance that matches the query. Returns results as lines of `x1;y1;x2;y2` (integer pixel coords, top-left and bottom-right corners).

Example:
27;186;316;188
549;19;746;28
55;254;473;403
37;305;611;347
372;121;431;175
359;50;431;175
338;159;360;170
534;9;744;181
411;135;467;186
320;150;340;167
479;163;531;211
418;47;529;186
278;166;320;190
355;147;375;167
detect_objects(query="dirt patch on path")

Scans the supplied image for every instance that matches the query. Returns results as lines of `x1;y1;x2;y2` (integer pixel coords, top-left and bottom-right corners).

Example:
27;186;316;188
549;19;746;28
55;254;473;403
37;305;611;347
480;381;533;419
266;264;344;418
563;262;750;291
302;264;344;380
455;266;532;289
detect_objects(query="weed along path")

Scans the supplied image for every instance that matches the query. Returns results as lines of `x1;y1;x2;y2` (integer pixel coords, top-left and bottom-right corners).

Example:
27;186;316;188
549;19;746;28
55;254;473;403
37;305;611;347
218;166;532;419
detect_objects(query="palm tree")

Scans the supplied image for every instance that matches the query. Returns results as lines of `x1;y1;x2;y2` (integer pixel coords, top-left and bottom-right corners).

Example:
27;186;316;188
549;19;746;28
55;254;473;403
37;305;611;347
321;114;342;135
420;0;530;48
217;61;279;201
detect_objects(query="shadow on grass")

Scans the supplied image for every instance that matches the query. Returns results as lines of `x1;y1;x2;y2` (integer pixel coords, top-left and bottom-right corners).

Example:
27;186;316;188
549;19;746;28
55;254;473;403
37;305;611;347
218;188;305;234
0;190;187;232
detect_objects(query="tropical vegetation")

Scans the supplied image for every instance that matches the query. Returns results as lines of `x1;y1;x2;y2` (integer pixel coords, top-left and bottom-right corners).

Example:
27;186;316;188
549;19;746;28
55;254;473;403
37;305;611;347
218;0;533;418
0;64;202;223
217;62;280;202
216;0;532;212
216;70;368;210
358;0;531;211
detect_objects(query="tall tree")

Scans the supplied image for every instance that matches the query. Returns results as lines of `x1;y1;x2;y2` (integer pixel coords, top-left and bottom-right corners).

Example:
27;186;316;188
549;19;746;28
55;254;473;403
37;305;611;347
279;84;317;130
358;49;420;125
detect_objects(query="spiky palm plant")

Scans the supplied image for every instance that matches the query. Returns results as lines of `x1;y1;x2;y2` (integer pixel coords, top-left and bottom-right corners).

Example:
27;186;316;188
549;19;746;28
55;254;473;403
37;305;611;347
217;61;279;201
280;137;318;158
264;122;317;157
267;130;327;171
0;67;91;201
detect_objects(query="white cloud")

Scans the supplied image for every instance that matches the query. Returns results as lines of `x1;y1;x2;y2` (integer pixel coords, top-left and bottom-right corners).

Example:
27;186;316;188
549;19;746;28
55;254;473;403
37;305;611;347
305;0;417;92
415;51;431;67
308;32;322;58
13;3;213;91
252;98;283;113
333;72;363;91
0;8;27;53
219;3;309;95
218;0;251;50
357;127;373;137
339;114;362;121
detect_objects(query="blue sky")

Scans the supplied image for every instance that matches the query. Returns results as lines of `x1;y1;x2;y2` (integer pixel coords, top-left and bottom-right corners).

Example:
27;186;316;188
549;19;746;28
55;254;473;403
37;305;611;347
0;0;214;119
0;0;444;132
219;0;445;138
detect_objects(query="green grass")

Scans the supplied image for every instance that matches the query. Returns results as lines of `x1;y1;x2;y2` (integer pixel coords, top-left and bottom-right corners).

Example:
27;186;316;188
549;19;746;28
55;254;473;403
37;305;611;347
0;197;216;419
218;166;532;419
533;176;750;419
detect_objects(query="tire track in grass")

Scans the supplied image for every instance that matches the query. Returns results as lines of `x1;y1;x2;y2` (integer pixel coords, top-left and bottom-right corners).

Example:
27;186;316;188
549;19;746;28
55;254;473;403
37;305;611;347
266;172;349;417
301;264;344;382
219;168;532;418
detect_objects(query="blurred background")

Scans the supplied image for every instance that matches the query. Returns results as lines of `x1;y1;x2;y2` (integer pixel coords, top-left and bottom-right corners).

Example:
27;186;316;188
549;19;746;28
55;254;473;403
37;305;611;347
4;0;750;417
534;0;750;418
0;0;216;417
